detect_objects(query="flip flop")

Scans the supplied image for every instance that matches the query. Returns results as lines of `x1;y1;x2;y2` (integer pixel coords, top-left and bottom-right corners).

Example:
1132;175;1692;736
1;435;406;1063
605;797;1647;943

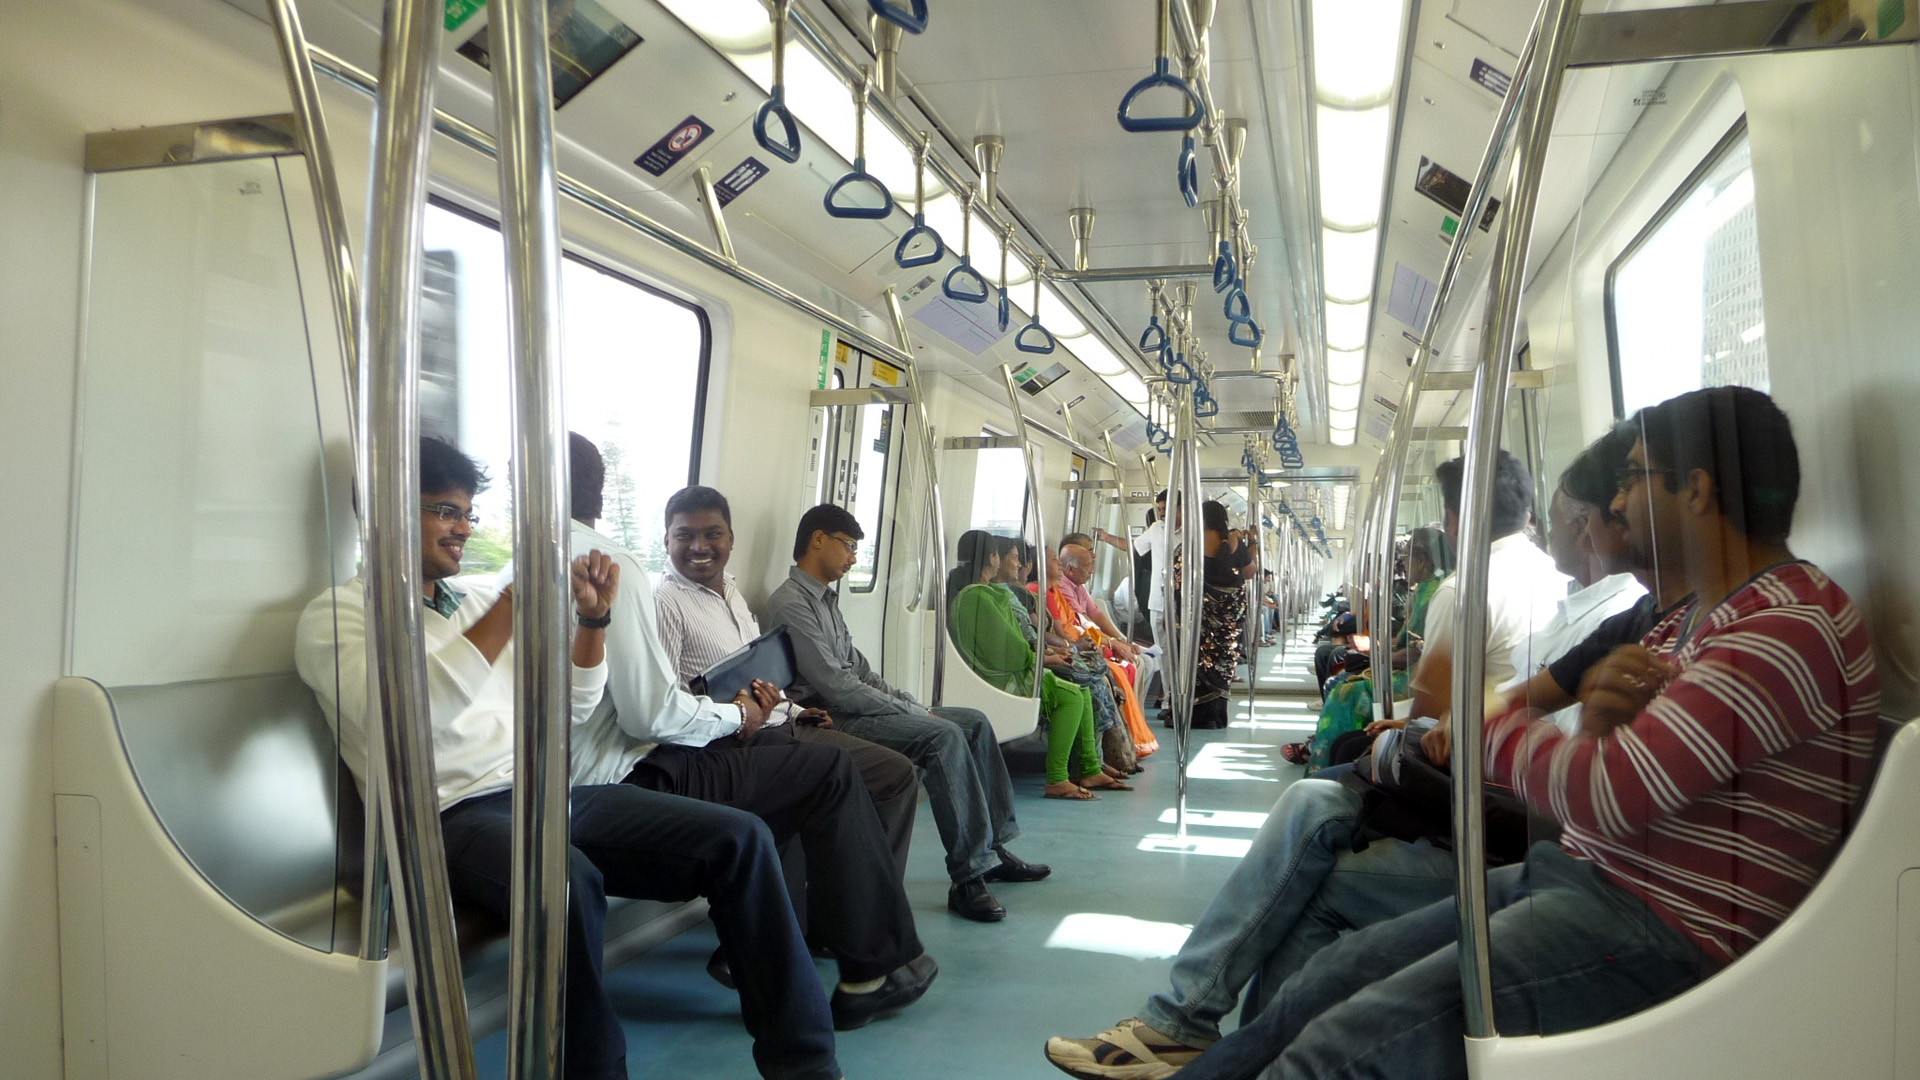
1044;783;1099;800
1079;776;1134;792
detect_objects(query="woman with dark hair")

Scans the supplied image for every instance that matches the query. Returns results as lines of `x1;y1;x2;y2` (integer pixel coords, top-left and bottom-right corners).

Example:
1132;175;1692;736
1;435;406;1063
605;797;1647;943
947;529;993;608
1178;500;1252;731
949;536;1125;799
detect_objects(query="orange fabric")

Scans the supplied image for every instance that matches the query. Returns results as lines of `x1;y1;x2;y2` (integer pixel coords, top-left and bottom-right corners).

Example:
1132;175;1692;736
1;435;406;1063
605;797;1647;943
1110;656;1157;757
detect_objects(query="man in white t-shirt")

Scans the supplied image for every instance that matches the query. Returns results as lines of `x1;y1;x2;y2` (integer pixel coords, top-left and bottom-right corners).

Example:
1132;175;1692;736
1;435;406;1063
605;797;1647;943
1093;489;1169;713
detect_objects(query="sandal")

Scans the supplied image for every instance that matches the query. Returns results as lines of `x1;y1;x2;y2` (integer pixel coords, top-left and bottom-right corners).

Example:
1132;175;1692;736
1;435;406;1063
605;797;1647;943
1280;741;1310;765
1044;782;1099;800
1078;774;1134;792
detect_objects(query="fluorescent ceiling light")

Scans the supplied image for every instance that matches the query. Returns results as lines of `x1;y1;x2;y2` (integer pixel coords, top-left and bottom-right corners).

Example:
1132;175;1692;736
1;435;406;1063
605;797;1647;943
1316;105;1391;229
1071;335;1130;377
658;0;770;52
1325;299;1370;351
1329;381;1362;411
1327;348;1365;384
1040;284;1090;338
1330;426;1357;447
1311;0;1407;107
1322;227;1379;303
1329;406;1358;428
1105;370;1150;404
780;48;857;161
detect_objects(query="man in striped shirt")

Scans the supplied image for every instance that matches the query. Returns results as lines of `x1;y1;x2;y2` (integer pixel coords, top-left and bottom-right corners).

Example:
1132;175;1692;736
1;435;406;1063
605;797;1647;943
1161;386;1879;1080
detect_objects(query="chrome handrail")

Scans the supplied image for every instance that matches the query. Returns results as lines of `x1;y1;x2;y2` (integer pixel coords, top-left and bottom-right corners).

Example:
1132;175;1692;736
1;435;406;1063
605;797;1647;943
1173;387;1206;828
887;288;950;704
263;0;388;965
999;365;1050;711
356;0;475;1075
486;0;571;1074
1446;0;1583;1041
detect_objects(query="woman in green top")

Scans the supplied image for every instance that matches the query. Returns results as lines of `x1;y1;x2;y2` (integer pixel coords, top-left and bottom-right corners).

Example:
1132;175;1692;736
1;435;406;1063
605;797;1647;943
1398;526;1451;657
948;533;1119;799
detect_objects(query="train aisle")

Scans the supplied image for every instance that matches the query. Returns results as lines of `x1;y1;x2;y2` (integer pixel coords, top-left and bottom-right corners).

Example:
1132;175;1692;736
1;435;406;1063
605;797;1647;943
443;625;1325;1079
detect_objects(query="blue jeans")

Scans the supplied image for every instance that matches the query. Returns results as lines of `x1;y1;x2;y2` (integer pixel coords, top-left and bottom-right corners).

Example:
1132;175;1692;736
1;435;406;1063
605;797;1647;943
441;787;839;1080
1139;779;1455;1047
1177;843;1712;1080
830;704;1019;883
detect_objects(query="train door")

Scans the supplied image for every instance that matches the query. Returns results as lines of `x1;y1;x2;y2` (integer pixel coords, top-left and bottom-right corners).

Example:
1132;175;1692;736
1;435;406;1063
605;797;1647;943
809;343;909;670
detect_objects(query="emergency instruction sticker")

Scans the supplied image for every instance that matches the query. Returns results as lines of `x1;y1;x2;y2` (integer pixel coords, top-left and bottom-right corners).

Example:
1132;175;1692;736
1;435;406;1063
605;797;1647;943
1470;58;1511;97
714;157;770;206
635;116;712;176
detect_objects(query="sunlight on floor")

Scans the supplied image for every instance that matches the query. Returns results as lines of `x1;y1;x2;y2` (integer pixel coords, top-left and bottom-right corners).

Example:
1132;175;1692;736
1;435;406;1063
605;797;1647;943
1136;832;1255;858
1043;912;1195;960
1158;807;1270;829
1187;741;1283;782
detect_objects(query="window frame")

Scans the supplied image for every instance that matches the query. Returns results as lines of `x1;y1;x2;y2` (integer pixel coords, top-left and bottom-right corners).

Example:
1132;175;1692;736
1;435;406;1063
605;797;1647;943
1602;116;1754;420
426;195;714;486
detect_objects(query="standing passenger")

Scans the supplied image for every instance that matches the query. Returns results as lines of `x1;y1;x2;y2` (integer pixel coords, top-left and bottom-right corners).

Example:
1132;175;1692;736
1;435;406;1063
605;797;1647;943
762;504;1050;923
1092;491;1171;718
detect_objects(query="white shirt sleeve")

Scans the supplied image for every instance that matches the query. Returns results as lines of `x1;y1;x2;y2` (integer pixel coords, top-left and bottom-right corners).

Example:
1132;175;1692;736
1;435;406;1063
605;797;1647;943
1423;578;1458;656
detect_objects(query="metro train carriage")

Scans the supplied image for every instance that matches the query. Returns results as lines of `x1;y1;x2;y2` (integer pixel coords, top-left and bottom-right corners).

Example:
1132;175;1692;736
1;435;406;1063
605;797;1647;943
5;0;1920;1077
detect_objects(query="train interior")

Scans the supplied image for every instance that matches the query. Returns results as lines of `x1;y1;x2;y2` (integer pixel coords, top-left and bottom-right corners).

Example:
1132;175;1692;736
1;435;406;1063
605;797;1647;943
4;0;1920;1077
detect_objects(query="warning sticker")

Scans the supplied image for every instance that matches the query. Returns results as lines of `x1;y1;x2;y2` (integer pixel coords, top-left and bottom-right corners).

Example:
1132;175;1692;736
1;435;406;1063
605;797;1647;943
1470;58;1511;98
634;116;712;177
445;0;485;33
714;157;770;207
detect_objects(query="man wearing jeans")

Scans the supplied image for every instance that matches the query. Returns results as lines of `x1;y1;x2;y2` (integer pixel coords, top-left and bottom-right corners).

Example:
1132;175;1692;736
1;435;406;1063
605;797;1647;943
761;503;1048;923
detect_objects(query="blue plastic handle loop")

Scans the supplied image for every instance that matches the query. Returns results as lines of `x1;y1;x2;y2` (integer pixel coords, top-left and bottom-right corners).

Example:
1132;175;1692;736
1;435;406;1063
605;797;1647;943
1139;315;1168;354
1213;239;1235;293
1166;353;1197;384
997;286;1012;332
1157;344;1176;374
1228;316;1263;348
1195;387;1220;418
1117;56;1205;133
1223;285;1251;323
894;213;946;268
1178;135;1199;207
1242;448;1257;474
754;88;802;164
942;258;991;304
824;157;894;219
1015;317;1057;354
868;0;928;34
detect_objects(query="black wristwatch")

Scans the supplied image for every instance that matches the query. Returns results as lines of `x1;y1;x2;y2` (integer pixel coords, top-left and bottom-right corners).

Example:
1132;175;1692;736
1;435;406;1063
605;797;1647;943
576;611;613;629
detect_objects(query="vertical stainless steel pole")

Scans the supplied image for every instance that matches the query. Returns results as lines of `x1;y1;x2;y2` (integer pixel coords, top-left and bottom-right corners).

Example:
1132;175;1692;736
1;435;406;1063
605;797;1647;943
358;0;476;1075
1243;475;1260;717
1000;364;1050;708
265;0;389;963
1176;389;1205;824
1103;429;1132;623
888;288;949;704
1447;0;1582;1042
489;0;572;1075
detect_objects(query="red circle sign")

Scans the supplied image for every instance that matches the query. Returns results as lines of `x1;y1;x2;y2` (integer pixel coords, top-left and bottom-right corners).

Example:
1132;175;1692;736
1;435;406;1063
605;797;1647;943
668;124;703;152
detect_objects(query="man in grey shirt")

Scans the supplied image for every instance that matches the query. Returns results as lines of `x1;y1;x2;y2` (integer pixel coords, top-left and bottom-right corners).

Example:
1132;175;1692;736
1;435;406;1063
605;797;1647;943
761;503;1048;922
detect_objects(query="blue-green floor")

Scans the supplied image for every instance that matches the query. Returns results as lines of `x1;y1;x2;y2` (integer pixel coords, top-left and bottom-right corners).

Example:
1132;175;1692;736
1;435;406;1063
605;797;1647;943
460;631;1326;1080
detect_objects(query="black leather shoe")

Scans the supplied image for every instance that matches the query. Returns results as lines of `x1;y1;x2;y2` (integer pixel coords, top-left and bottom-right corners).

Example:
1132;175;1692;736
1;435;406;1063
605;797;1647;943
706;946;736;989
831;953;939;1030
946;877;1007;922
982;846;1051;884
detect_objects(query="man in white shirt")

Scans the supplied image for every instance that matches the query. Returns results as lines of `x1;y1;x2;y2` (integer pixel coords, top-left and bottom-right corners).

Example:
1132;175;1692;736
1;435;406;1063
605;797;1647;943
565;436;934;1032
652;484;918;878
294;438;842;1080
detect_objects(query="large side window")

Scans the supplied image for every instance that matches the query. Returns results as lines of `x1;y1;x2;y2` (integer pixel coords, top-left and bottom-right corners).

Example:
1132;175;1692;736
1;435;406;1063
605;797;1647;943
969;427;1029;535
420;200;710;573
1606;119;1768;417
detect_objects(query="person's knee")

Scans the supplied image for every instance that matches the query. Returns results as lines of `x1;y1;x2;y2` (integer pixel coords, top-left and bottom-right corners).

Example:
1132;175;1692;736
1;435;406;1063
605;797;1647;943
567;846;608;913
1273;778;1361;825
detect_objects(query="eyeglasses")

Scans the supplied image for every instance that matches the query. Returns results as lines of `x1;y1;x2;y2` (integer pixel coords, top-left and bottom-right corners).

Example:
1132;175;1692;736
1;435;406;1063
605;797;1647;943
825;533;860;558
1614;466;1674;495
422;502;480;526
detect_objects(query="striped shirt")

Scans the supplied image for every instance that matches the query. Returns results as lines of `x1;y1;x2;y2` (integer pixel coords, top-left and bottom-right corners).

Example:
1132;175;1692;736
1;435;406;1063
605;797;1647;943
1485;561;1880;964
654;568;794;727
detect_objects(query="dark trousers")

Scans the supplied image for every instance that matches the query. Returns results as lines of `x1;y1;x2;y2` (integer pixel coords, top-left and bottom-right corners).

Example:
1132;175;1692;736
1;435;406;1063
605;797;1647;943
628;735;923;982
743;722;918;880
440;787;840;1080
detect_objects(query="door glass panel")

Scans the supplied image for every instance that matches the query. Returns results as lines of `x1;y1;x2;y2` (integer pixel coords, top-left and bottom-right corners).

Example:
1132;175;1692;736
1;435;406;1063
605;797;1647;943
845;402;895;592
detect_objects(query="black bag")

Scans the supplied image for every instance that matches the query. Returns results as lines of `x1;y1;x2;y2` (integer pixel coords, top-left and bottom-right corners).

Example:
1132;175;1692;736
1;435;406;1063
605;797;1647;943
1336;717;1558;866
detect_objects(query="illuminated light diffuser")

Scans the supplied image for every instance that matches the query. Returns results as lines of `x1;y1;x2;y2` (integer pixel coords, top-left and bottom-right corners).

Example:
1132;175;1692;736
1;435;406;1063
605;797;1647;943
1071;334;1130;377
1105;370;1150;404
1330;426;1357;447
1315;105;1391;229
657;0;769;51
1322;227;1379;303
1040;283;1089;338
1312;0;1408;107
1325;299;1370;351
1329;380;1362;411
1327;348;1365;384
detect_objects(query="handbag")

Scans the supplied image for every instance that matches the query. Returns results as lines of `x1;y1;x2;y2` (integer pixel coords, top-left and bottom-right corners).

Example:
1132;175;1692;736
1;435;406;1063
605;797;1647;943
1336;717;1558;866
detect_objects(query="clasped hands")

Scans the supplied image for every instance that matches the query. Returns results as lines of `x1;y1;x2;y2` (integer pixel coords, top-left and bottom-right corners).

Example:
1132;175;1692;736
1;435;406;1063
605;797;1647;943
729;678;832;739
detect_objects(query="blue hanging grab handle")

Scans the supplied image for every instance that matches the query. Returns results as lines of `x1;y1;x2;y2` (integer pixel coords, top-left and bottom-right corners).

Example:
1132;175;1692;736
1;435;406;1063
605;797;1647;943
995;223;1016;330
1178;134;1199;207
1213;239;1235;292
893;133;946;267
942;188;990;303
1242;447;1258;474
1139;313;1168;354
1228;316;1263;348
825;71;895;220
1166;352;1197;384
1117;56;1205;133
1014;260;1056;352
997;287;1012;332
868;0;928;34
1223;284;1251;323
1194;385;1220;418
755;3;801;163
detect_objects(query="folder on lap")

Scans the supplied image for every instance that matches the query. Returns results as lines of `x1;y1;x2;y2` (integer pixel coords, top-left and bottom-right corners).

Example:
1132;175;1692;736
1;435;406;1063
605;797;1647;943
689;625;797;702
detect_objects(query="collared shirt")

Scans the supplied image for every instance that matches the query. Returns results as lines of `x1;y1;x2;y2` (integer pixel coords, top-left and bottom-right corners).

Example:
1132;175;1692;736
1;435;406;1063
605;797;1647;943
761;565;923;718
1056;573;1097;621
1132;520;1168;612
655;566;796;727
293;575;607;811
1422;531;1572;694
1498;571;1648;735
567;521;744;786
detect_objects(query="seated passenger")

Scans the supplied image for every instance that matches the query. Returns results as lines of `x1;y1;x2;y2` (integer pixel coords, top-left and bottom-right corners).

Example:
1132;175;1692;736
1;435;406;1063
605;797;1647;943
648;480;920;880
563;437;934;1030
761;504;1049;923
1045;425;1648;1079
1054;535;1157;761
1014;541;1138;777
295;438;842;1080
1056;532;1141;664
1103;386;1881;1080
949;533;1124;800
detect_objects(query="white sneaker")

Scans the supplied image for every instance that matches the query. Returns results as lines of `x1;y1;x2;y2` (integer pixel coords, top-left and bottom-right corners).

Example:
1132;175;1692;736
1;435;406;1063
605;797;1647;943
1044;1018;1208;1079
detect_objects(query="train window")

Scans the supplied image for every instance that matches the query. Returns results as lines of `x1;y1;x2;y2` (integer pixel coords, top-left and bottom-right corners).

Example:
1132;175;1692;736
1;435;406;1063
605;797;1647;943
1606;120;1769;417
844;403;894;593
420;200;710;573
1066;455;1086;534
970;427;1029;536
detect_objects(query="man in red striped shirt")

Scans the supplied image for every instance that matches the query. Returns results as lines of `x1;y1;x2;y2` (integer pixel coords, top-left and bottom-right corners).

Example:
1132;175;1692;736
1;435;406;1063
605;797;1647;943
1165;386;1880;1080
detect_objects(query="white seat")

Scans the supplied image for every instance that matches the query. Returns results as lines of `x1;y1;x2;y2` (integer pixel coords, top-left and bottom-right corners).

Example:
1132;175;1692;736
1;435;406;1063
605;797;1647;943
940;635;1044;743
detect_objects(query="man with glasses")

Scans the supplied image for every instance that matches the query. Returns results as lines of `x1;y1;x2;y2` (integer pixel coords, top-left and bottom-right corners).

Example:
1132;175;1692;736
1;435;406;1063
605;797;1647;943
763;503;1048;923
